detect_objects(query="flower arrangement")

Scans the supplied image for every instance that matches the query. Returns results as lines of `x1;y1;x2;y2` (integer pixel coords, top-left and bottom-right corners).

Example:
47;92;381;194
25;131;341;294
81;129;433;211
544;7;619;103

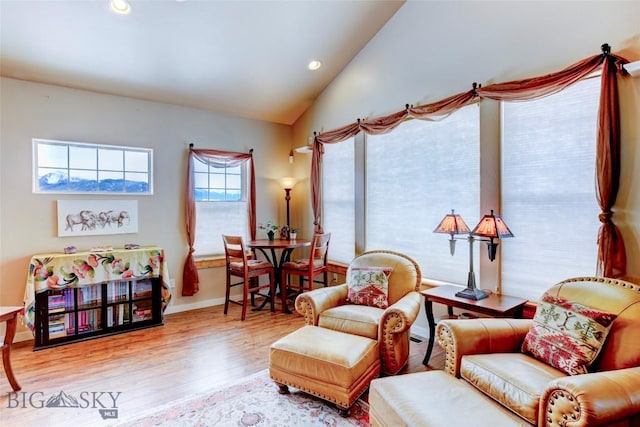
259;221;279;240
258;221;279;231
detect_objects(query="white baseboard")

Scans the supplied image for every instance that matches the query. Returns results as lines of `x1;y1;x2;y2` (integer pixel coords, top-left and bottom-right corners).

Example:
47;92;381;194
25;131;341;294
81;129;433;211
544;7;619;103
164;297;225;315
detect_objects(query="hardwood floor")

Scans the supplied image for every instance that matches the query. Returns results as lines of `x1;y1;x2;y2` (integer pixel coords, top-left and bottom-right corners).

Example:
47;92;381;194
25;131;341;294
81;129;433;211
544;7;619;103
0;302;443;426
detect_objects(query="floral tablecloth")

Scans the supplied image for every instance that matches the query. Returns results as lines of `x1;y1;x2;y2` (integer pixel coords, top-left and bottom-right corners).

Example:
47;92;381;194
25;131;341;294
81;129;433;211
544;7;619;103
23;246;172;332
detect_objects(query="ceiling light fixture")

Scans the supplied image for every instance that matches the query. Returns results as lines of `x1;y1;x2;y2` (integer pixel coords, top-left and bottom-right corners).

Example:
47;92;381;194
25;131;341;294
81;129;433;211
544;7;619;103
308;60;322;71
110;0;131;15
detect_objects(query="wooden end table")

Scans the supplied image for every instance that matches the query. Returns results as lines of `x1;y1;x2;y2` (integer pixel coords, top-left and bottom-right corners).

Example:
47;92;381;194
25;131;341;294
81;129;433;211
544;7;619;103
421;285;527;366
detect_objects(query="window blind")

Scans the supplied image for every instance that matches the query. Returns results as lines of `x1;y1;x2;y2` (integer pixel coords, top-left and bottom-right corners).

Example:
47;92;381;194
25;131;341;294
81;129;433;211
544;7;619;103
322;137;356;263
501;77;601;301
366;105;480;284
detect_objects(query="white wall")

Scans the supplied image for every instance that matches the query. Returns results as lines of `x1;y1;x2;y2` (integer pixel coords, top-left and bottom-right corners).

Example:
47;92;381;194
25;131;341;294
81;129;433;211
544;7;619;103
291;1;640;334
0;78;293;338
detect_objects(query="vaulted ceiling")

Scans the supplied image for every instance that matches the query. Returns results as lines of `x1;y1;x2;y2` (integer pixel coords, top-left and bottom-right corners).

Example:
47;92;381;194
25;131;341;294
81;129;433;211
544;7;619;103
0;0;404;125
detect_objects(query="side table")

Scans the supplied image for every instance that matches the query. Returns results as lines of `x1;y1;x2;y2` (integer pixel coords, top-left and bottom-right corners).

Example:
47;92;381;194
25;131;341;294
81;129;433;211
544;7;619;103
1;306;23;391
421;285;527;366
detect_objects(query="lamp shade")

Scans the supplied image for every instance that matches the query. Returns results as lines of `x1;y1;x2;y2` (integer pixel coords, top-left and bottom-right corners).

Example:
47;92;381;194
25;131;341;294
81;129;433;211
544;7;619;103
279;177;298;190
471;210;514;238
433;209;470;235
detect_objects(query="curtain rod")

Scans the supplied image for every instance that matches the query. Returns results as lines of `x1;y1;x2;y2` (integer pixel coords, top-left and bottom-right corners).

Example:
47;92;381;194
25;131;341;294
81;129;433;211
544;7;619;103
188;143;253;154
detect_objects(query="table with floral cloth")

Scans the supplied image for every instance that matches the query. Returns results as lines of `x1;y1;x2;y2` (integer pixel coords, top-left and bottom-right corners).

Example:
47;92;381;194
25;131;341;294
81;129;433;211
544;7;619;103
23;246;171;332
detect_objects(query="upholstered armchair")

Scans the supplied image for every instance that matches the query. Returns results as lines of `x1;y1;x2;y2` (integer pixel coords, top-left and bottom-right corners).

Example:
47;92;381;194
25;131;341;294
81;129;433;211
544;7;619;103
436;277;640;426
295;250;422;375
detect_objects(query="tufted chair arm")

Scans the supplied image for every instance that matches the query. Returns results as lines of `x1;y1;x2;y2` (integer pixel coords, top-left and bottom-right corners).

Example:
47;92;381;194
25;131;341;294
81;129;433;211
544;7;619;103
436;318;532;377
539;367;640;427
295;283;348;325
380;291;421;336
378;290;421;375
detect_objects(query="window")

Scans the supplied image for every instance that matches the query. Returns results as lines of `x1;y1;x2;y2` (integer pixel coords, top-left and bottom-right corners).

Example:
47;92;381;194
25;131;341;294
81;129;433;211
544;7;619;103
501;77;601;301
193;158;248;255
366;105;480;284
322;137;356;263
33;139;153;194
321;106;480;282
319;80;602;296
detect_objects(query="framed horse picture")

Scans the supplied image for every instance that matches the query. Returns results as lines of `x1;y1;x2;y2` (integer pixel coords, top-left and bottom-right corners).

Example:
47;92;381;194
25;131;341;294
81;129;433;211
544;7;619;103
57;199;138;237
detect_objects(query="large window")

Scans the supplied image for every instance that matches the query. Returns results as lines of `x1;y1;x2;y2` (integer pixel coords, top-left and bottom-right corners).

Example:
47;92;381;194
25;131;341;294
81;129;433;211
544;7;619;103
321;105;480;283
193;158;248;256
322;137;356;263
320;79;602;297
366;105;480;284
33;139;153;194
501;77;601;300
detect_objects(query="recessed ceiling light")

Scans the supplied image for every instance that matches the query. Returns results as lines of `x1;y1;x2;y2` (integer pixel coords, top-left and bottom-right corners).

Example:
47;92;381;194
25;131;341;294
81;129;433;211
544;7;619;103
308;60;322;71
110;0;131;15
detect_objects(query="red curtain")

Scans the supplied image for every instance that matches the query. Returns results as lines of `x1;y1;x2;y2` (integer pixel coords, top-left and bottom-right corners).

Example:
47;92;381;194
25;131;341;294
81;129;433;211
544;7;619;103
595;55;626;277
311;45;629;277
182;148;256;296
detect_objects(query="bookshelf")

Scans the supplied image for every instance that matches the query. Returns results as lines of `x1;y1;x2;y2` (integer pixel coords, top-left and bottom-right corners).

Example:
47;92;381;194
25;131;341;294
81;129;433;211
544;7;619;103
24;246;171;350
34;278;163;349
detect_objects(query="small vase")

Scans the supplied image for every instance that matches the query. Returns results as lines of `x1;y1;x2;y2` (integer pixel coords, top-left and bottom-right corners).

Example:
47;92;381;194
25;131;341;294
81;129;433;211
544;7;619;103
290;232;297;240
267;231;275;241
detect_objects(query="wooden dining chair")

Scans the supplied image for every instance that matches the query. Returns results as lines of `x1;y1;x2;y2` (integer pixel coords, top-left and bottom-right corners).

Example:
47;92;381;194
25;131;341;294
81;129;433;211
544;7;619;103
281;232;331;310
222;235;275;320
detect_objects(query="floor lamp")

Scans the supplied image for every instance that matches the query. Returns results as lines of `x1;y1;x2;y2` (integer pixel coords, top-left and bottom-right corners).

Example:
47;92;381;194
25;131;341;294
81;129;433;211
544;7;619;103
278;177;298;238
434;209;514;300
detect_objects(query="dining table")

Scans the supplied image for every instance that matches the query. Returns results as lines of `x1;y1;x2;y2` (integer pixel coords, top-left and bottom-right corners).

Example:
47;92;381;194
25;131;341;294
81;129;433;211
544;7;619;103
246;238;311;313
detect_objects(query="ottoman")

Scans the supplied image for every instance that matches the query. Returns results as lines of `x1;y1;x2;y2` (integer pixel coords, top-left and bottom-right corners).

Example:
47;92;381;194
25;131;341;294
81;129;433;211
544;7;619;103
369;370;526;426
269;325;381;414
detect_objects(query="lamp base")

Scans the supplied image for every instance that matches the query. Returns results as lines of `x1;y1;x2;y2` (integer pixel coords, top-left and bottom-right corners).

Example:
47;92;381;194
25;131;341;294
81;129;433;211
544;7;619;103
455;286;489;300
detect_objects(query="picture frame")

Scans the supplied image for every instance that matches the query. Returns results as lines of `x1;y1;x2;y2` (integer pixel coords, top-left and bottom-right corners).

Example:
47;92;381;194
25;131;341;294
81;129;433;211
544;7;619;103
57;199;138;237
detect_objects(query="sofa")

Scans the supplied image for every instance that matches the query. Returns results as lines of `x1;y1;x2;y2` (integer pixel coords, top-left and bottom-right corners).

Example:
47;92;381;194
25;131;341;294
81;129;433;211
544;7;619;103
369;276;640;426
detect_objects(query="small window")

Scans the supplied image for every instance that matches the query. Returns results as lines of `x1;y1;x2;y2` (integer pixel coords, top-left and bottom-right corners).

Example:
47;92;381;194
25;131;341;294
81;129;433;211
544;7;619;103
193;158;244;202
193;158;248;255
33;139;153;194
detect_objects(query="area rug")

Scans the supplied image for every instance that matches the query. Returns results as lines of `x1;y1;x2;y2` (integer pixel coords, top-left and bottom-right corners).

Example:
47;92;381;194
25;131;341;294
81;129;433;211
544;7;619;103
117;369;370;426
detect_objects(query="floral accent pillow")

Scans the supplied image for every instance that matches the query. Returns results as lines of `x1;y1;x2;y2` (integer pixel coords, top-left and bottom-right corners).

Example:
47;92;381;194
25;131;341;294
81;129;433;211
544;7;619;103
521;293;617;375
346;267;393;309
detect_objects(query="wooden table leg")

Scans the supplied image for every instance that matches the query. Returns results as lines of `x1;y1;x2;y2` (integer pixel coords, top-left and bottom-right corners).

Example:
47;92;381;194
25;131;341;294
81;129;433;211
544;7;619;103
253;248;294;313
2;311;21;391
422;299;435;366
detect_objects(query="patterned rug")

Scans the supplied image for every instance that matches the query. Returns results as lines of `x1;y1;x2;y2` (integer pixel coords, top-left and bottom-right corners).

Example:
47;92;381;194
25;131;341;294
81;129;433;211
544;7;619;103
117;369;370;426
